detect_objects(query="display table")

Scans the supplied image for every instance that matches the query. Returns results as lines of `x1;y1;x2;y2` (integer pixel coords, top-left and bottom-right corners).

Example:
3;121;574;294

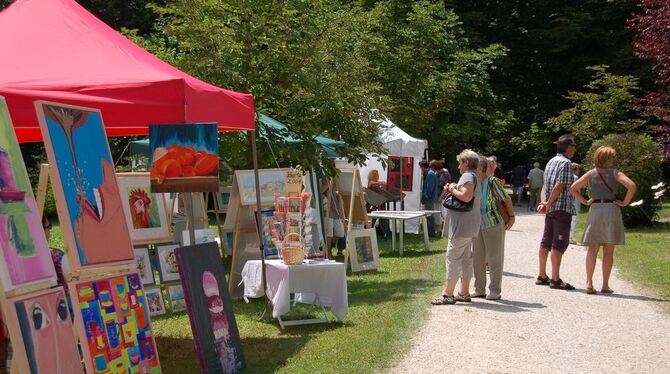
367;210;441;256
241;260;348;328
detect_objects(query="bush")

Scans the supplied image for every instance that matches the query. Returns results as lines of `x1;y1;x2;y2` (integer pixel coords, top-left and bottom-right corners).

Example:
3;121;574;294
585;133;662;225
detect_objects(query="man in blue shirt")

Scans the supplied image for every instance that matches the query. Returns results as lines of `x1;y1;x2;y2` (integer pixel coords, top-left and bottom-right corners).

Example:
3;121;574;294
421;160;440;237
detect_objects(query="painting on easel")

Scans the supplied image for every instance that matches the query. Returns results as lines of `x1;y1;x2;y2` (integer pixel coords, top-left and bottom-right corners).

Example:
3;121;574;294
35;101;134;270
0;97;56;291
149;123;219;193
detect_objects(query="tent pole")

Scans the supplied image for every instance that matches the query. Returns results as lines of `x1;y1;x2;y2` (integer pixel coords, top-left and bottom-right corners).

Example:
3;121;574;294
251;130;271;321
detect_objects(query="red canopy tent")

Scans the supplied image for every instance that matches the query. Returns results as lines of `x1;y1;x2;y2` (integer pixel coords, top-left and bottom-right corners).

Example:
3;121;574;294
0;0;255;143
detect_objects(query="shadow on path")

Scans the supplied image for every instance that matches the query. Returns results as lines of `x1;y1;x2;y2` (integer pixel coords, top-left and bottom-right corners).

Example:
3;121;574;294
503;271;534;279
457;298;547;313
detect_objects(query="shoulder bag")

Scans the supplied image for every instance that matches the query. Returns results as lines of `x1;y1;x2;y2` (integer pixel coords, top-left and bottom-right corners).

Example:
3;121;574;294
442;174;477;212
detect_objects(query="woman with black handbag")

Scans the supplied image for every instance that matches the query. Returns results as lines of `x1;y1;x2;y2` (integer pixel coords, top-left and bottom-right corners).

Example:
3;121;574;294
432;149;482;305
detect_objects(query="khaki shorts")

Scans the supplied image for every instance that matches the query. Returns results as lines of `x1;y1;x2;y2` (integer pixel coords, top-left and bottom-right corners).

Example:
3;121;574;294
326;218;345;238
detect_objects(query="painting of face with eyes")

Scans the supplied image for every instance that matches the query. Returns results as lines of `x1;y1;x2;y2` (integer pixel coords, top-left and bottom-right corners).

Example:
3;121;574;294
3;287;82;373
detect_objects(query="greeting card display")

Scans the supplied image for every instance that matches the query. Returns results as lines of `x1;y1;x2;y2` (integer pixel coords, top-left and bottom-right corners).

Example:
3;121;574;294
0;97;56;291
149;123;219;192
36;101;134;270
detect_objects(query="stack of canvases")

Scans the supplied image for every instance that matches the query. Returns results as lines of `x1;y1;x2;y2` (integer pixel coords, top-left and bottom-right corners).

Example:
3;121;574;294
148;123;246;373
0;98;162;373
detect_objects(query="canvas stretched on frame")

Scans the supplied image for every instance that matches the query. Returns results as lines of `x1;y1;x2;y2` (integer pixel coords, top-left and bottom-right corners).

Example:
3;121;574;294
347;229;380;273
69;272;161;373
2;287;83;374
0;97;57;292
35;101;134;271
117;173;171;244
175;242;245;373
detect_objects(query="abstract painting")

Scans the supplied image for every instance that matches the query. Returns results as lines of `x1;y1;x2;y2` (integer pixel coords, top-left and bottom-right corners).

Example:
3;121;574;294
134;247;154;285
149;123;219;193
166;284;186;312
347;229;380;273
3;287;82;373
156;243;181;282
117;173;171;244
144;286;166;317
387;156;413;192
70;273;160;373
175;242;245;373
35;101;134;269
0;97;56;291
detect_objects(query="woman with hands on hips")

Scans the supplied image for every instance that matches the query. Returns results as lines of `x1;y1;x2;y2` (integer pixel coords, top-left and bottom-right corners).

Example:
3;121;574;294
569;146;636;295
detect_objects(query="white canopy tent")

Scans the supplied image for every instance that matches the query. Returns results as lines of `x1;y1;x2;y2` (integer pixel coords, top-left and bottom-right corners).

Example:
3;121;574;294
337;115;428;233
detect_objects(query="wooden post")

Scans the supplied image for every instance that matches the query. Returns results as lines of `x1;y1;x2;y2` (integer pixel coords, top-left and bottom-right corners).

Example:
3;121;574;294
35;163;50;217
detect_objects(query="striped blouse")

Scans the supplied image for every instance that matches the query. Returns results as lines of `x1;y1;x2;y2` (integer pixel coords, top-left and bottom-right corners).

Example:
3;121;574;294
481;176;510;228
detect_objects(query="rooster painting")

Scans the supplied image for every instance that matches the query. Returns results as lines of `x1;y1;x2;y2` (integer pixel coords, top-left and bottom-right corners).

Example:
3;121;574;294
128;188;152;229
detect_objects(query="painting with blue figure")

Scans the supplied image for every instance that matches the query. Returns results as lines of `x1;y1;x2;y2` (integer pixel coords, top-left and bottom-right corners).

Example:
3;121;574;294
149;123;220;193
36;101;134;269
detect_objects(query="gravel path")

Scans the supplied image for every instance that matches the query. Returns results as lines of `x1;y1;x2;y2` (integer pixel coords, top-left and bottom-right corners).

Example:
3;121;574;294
387;209;670;374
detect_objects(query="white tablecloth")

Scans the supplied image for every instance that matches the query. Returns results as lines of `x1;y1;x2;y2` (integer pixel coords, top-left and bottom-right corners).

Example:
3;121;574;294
241;260;348;321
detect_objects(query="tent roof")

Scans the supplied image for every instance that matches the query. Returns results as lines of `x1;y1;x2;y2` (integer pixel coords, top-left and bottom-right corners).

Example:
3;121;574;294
376;115;427;157
258;114;345;158
0;0;255;143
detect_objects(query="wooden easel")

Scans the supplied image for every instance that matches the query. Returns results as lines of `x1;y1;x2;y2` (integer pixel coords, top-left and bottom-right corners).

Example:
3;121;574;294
331;168;369;269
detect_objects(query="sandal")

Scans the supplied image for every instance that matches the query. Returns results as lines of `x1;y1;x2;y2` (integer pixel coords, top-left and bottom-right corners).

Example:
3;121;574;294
549;278;575;290
431;294;456;305
455;293;471;302
535;275;551;286
600;288;614;294
586;286;597;295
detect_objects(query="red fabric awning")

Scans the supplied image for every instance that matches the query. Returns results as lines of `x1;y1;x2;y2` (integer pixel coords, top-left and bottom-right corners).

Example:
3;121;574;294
0;0;255;143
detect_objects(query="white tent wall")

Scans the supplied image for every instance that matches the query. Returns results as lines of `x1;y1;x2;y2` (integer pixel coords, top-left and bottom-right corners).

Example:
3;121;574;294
336;116;427;234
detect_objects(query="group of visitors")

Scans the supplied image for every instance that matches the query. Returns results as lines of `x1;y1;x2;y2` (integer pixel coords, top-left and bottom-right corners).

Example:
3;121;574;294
431;134;637;305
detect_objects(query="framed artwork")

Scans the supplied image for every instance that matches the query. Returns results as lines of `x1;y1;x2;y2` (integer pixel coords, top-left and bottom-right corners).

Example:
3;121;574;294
0;97;57;291
235;169;289;206
144;286;166;317
117;173;171;244
258;210;278;257
387;156;413;192
149;123;219;193
35;101;134;270
156;243;181;282
2;287;82;373
347;229;380;273
181;228;216;246
166;284;186;312
134;246;154;285
175;242;245;373
70;273;161;373
216;184;232;212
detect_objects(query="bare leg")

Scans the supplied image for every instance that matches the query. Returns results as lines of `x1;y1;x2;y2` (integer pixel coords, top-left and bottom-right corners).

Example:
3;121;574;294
602;243;615;291
326;236;335;259
538;247;549;278
459;277;471;296
443;278;458;296
585;243;600;289
550;249;563;282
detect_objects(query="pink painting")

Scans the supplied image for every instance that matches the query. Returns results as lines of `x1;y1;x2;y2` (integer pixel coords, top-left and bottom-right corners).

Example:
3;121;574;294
0;97;56;291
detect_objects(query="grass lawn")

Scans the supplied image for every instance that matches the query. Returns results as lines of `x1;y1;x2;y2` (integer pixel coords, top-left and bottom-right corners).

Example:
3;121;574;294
48;225;447;373
573;203;670;311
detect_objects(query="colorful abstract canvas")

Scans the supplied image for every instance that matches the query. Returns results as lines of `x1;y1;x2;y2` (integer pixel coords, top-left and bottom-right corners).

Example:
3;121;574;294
176;242;245;373
70;273;161;374
0;97;56;291
35;101;134;269
149;123;219;193
156;243;181;282
134;247;154;285
118;173;171;244
3;287;83;373
144;286;166;317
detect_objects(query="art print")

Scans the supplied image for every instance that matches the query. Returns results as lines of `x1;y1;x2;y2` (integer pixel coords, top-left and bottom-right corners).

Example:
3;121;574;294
145;286;166;317
117;173;171;244
149;123;219;193
288;197;301;213
347;229;380;273
3;287;82;374
175;242;245;373
157;243;180;282
216;184;232;212
35;101;134;269
236;169;288;206
259;210;278;257
181;228;216;246
387;156;413;192
70;273;161;373
134;247;154;285
167;284;186;312
0;97;56;291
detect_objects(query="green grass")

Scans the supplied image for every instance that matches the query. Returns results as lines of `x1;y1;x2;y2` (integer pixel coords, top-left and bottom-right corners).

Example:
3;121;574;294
573;203;670;311
48;223;446;373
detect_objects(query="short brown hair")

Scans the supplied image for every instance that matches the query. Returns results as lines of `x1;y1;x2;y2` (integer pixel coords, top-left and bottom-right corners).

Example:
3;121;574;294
429;160;441;171
594;146;616;168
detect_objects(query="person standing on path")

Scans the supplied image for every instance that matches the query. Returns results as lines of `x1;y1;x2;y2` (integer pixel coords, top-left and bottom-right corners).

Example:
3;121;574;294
527;162;544;211
431;150;481;305
570;146;636;294
472;156;515;300
510;164;526;205
421;160;440;237
536;134;577;290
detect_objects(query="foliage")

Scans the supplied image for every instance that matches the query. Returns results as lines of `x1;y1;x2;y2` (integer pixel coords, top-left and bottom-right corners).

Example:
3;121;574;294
546;65;648;158
584;133;662;225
